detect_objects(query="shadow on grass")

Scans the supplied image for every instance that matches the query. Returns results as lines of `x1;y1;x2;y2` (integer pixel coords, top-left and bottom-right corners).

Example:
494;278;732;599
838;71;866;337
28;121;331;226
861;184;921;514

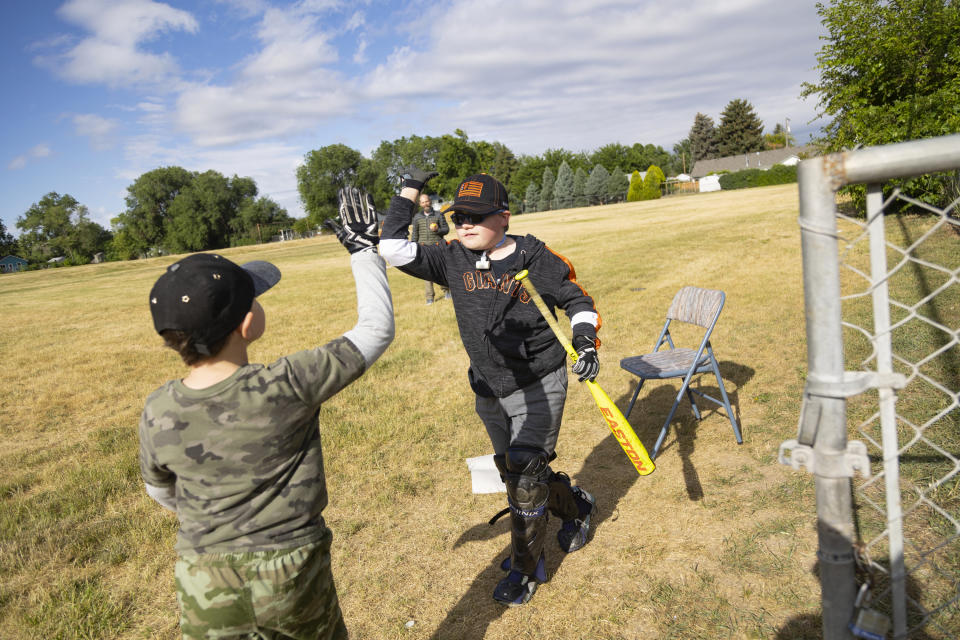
622;360;754;501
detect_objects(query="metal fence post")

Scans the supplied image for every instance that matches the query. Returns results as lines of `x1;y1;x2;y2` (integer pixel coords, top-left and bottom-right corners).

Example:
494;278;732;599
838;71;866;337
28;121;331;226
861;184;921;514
866;183;908;637
797;156;858;639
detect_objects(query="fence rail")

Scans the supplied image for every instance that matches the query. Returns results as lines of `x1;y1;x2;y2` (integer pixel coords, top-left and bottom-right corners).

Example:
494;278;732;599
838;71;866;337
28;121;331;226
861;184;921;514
781;134;960;639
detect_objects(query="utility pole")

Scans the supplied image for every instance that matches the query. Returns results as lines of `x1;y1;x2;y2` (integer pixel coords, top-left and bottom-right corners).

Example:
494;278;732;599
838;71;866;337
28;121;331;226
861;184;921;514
785;117;791;149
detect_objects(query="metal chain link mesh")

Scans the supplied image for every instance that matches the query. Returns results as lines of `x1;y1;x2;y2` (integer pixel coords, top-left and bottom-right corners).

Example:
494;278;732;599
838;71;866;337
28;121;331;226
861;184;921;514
836;180;959;638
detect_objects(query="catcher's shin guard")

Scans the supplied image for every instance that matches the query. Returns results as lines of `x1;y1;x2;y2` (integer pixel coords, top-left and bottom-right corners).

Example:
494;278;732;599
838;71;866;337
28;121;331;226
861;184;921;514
504;446;551;576
547;471;579;521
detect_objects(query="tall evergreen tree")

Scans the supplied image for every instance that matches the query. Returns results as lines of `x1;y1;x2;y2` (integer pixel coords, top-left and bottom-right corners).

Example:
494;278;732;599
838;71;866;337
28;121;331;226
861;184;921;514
573;167;589;207
605;166;628;203
553;161;575;209
688;112;719;164
539;167;555;212
715;99;765;156
524;182;540;213
584;165;610;205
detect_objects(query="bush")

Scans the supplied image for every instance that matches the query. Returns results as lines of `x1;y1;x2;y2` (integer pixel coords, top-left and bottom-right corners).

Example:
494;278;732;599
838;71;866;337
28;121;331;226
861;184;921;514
718;164;797;190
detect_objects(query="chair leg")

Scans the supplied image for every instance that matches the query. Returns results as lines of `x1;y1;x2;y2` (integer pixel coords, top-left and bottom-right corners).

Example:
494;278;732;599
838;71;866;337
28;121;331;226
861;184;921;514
652;397;684;459
625;380;646;418
710;358;742;444
685;387;701;420
653;374;699;458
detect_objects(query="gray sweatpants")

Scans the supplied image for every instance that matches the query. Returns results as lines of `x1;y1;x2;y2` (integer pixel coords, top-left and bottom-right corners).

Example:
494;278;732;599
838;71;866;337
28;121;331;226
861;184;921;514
475;364;568;456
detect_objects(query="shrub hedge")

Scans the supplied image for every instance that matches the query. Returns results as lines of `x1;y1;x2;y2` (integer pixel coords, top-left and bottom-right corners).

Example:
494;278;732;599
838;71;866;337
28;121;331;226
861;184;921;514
718;164;798;190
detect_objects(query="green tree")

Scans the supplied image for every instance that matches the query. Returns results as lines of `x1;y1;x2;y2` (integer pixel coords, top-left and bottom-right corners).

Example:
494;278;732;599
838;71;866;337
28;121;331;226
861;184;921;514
553;161;575;209
590;143;631;174
292;218;314;236
627;143;676;177
802;0;960;211
16;192;110;264
0;219;18;256
803;0;960;150
165;171;236;253
640;165;665;200
673;138;693;175
524;182;540;213
510;155;549;207
626;170;643;202
368;135;440;207
573;167;589;207
688;112;719;164
763;123;796;150
584;164;610;205
113;166;194;257
297;144;369;226
538;167;555;212
605;166;628;203
230;197;293;246
436;130;481;199
715;99;765;156
474;140;518;192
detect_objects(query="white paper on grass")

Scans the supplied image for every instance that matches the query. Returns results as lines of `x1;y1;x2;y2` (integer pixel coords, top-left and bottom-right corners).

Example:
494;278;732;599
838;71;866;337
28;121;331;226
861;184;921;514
465;454;506;494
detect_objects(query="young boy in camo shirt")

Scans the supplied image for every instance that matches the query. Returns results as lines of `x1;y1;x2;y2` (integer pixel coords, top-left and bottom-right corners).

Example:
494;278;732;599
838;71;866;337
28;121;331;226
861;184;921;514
139;188;391;640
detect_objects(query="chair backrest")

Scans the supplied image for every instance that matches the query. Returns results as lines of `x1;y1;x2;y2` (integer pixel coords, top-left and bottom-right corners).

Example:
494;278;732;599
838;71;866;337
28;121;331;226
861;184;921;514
666;286;725;329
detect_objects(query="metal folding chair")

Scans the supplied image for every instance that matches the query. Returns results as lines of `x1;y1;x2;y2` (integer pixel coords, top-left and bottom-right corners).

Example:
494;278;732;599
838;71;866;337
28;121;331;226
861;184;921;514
619;286;742;459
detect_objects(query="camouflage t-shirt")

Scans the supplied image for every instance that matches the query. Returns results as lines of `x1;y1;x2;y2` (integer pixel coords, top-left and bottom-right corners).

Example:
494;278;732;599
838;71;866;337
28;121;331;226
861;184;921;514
139;337;366;554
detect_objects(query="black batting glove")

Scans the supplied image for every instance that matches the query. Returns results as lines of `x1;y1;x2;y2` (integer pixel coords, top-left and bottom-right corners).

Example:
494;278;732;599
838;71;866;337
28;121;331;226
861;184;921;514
571;335;600;382
400;165;438;191
323;187;379;254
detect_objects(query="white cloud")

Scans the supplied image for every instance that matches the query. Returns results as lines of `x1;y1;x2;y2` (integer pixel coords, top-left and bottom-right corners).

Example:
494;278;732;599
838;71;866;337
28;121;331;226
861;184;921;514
30;144;52;158
360;0;824;153
41;0;198;87
174;2;354;147
73;113;119;149
7;144;53;171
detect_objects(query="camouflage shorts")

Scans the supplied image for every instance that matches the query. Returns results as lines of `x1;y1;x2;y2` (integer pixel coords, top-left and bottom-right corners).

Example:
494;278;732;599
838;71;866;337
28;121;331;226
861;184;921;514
175;530;348;640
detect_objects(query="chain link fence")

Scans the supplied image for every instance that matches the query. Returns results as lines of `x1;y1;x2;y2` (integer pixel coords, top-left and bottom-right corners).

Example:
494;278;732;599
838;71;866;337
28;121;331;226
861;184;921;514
780;134;960;639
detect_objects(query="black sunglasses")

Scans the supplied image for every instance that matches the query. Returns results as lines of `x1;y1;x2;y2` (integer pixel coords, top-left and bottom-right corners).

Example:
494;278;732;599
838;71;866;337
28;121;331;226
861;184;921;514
451;212;496;226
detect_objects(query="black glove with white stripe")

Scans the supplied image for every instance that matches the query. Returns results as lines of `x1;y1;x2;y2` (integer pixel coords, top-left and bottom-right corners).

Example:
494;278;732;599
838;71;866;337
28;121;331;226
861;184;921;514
324;187;379;254
571;334;599;382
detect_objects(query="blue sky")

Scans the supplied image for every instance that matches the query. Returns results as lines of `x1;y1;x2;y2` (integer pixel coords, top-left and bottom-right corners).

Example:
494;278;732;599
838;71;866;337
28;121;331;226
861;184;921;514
1;0;826;235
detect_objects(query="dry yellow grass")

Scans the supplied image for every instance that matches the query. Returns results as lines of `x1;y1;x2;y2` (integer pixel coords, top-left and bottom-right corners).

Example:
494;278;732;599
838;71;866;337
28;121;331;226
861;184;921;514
1;184;826;639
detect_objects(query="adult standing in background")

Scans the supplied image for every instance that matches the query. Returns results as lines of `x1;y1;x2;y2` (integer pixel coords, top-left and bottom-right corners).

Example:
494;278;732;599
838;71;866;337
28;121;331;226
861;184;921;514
411;193;450;304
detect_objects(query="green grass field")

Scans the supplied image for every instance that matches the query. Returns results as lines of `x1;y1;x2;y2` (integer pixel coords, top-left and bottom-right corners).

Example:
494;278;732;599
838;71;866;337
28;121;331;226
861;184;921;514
0;184;955;639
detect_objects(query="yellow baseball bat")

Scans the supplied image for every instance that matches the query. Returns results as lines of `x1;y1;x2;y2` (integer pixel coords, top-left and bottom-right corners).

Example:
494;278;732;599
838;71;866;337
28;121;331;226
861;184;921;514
515;270;655;475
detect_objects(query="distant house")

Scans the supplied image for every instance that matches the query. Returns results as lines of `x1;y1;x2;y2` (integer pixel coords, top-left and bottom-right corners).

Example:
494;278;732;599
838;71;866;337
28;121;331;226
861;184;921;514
0;256;28;273
690;145;816;178
47;256;66;264
0;255;28;273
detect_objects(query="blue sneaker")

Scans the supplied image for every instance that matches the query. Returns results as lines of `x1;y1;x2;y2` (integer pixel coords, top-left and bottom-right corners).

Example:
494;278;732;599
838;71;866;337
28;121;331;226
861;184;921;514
557;486;596;553
493;555;546;606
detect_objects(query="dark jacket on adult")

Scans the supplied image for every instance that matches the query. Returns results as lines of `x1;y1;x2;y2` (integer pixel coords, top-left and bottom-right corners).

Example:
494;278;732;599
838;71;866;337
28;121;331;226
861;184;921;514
411;210;449;245
380;196;600;398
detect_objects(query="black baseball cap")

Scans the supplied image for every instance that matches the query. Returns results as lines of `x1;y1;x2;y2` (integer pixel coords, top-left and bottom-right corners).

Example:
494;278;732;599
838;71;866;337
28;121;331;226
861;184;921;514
441;174;509;216
149;253;281;355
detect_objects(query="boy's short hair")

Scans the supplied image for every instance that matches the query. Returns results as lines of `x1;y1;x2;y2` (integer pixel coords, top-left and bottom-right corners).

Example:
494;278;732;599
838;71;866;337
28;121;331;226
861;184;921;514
160;329;232;365
149;253;280;358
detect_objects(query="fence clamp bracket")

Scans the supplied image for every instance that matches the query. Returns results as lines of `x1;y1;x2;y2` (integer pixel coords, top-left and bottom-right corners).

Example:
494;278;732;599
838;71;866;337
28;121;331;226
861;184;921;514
778;439;871;478
805;371;907;400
